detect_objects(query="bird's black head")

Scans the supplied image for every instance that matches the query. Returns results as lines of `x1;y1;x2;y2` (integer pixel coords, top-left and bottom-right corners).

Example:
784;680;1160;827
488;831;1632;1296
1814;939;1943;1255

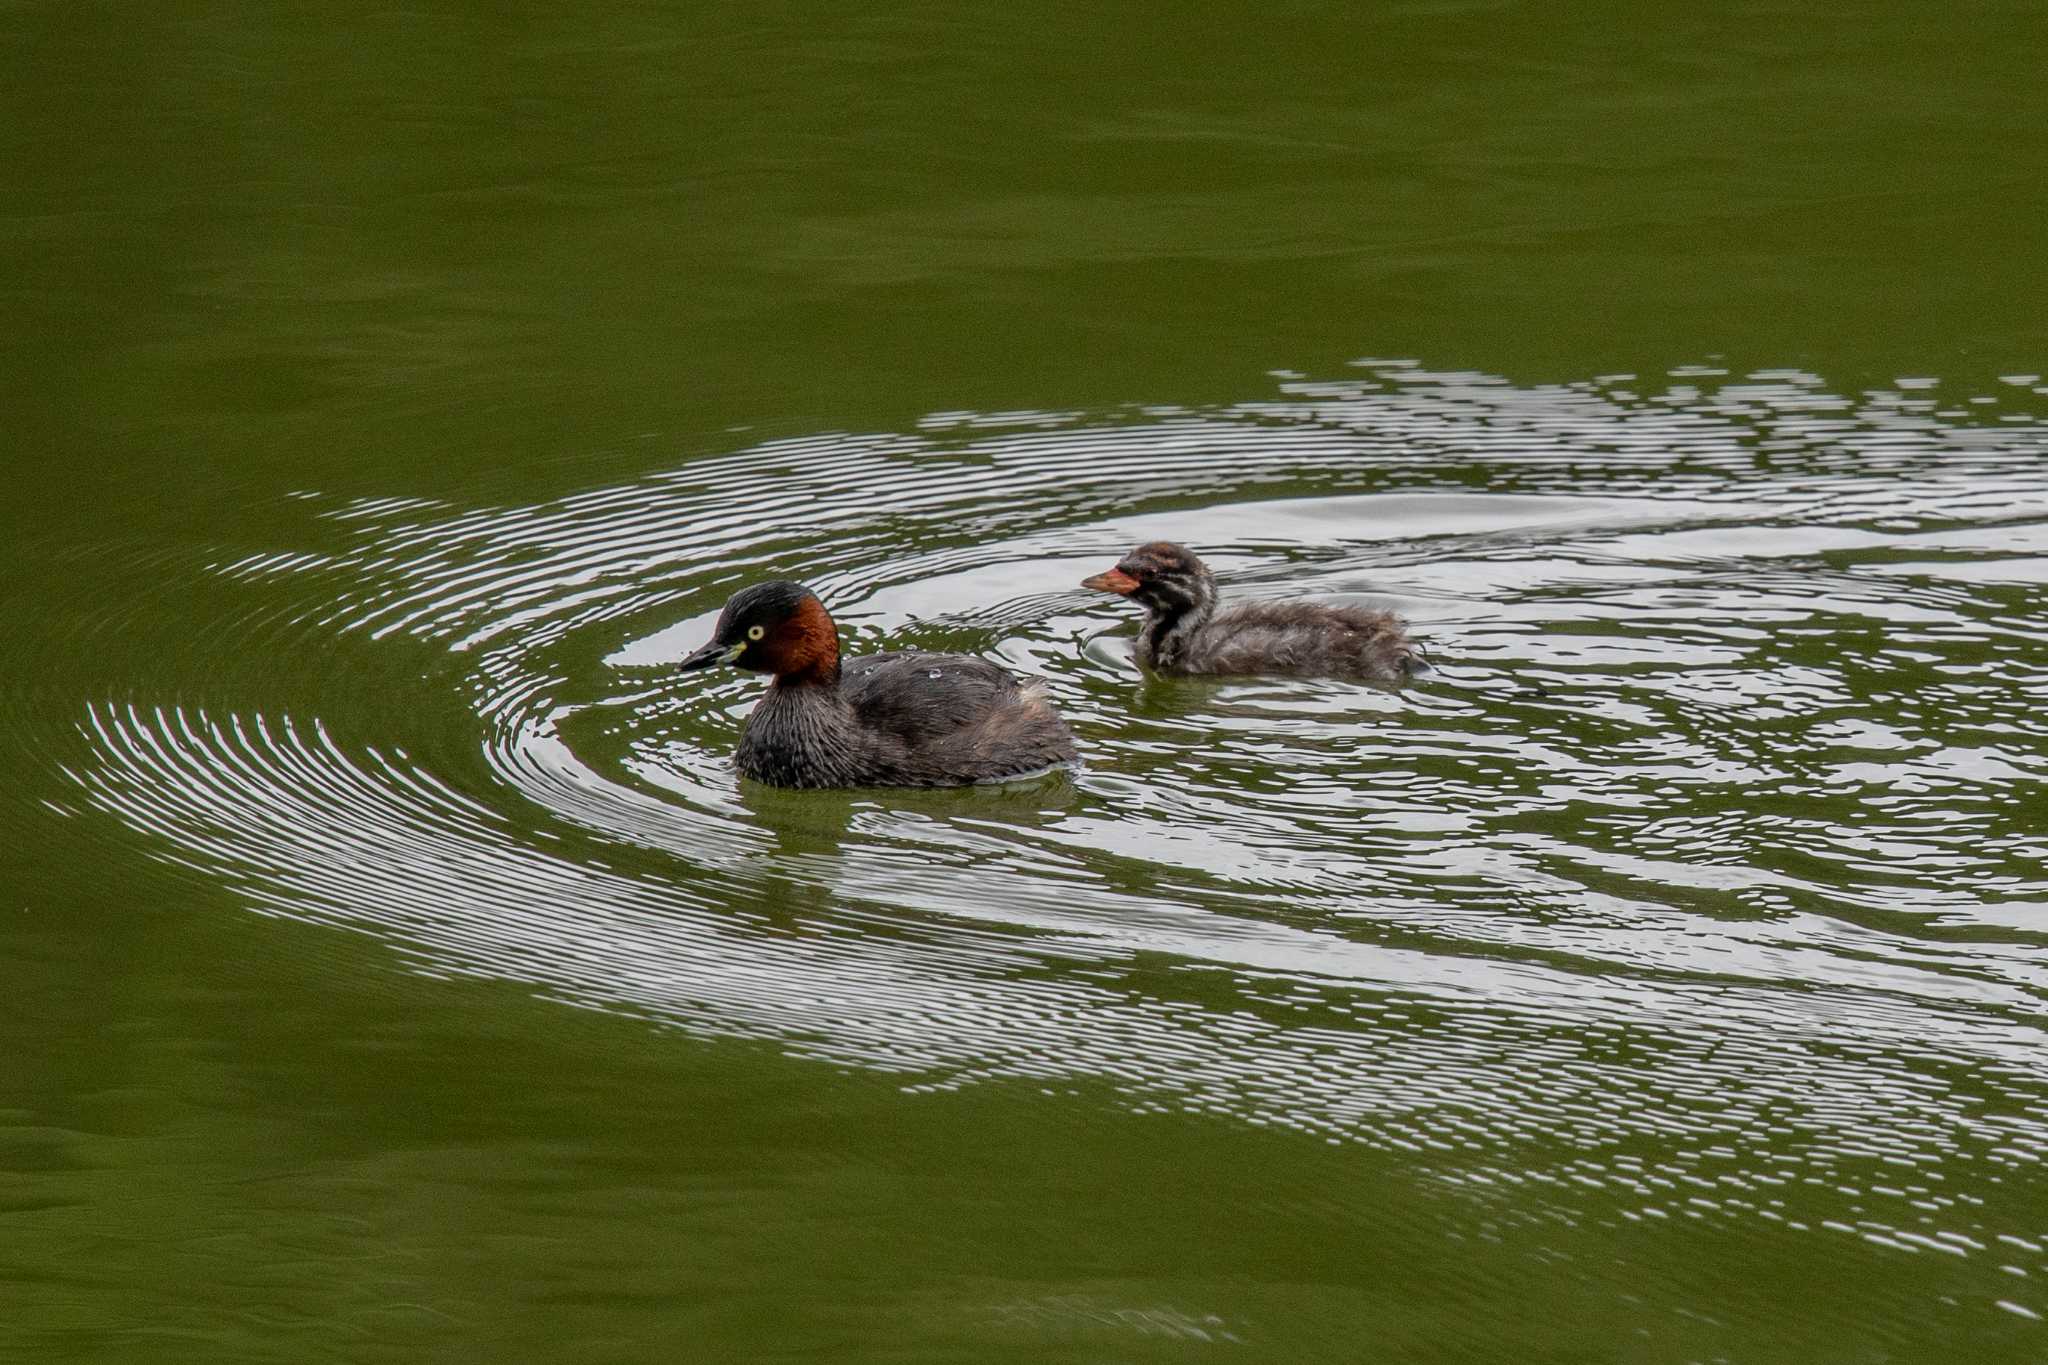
679;579;840;681
1081;541;1217;617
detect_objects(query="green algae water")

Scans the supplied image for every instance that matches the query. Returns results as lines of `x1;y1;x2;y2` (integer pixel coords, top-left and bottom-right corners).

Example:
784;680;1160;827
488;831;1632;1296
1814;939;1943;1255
6;4;2048;1362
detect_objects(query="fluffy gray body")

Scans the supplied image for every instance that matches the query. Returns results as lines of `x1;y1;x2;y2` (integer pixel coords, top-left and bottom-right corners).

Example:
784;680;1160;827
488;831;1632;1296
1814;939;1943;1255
1087;541;1424;683
1139;600;1421;682
733;651;1079;789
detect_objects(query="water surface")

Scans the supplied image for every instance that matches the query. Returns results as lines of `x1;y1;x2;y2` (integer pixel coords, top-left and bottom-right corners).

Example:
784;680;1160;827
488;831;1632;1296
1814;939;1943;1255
5;3;2048;1362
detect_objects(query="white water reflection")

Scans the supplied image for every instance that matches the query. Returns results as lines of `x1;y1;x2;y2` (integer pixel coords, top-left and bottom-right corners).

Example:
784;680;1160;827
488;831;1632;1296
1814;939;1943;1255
77;364;2048;1305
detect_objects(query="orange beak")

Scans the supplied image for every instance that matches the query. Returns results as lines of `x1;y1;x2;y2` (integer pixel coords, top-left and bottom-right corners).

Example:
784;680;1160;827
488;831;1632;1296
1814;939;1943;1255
1081;567;1140;595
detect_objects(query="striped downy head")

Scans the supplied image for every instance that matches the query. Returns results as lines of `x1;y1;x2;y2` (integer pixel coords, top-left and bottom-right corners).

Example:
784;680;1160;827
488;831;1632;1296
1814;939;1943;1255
678;579;841;684
1081;541;1218;664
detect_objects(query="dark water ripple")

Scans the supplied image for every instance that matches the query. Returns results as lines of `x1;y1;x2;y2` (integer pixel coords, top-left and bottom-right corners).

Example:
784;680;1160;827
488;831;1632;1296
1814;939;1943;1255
71;364;2048;1309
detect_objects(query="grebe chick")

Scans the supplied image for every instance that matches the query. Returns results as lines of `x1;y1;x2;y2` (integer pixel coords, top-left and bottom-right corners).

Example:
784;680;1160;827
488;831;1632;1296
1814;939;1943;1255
678;580;1080;789
1082;541;1424;682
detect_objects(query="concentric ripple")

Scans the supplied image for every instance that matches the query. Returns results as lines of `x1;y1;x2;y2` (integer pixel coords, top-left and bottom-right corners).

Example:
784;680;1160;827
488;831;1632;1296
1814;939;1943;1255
75;363;2048;1310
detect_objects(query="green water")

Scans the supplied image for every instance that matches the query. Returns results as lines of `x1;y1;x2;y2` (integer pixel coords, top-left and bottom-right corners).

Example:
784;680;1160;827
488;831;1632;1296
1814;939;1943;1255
7;4;2048;1362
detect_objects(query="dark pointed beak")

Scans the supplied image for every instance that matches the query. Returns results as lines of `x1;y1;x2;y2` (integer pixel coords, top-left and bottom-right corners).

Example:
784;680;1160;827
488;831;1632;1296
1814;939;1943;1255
679;638;741;672
1082;567;1140;596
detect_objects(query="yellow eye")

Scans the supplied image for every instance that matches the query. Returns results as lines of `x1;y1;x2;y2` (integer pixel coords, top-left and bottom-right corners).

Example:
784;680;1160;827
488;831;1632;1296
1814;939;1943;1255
746;624;765;641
